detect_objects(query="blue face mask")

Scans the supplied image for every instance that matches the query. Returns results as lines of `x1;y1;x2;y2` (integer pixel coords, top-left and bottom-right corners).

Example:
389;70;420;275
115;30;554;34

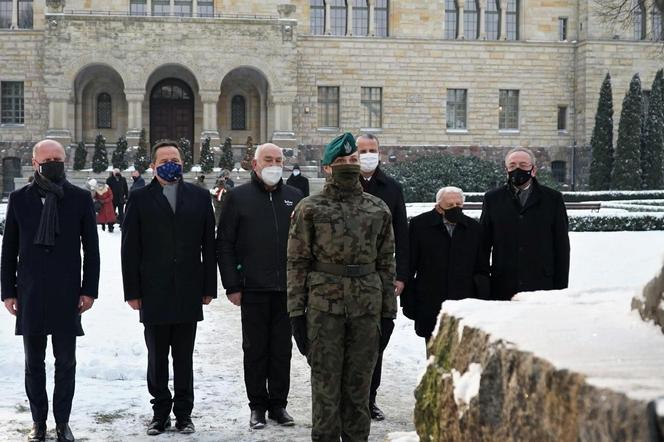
156;161;183;183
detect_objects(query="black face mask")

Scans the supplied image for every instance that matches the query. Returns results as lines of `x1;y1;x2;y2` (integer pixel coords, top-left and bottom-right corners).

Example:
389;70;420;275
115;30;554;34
443;206;463;224
508;167;533;187
39;161;66;183
115;173;121;177
132;176;139;182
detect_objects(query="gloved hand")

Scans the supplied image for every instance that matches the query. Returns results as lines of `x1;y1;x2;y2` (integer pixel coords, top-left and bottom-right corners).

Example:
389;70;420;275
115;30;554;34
290;316;308;356
379;318;395;352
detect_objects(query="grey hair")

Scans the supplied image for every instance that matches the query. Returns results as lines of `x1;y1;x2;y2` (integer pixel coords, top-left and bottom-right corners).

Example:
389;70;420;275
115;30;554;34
356;133;380;147
435;186;465;203
254;143;283;160
504;147;536;166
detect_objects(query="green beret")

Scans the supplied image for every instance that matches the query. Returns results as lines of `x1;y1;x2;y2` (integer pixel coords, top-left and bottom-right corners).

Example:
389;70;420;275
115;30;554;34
321;132;357;166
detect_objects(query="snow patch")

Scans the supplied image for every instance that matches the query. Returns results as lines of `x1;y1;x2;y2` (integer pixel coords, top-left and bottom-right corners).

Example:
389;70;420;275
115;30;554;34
656;397;664;417
387;431;420;442
452;363;482;417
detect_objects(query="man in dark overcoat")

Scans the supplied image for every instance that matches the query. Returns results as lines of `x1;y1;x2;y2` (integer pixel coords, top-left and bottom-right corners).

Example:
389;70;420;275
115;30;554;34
1;139;100;442
480;147;570;301
106;168;128;224
403;186;489;344
356;133;408;420
121;140;217;436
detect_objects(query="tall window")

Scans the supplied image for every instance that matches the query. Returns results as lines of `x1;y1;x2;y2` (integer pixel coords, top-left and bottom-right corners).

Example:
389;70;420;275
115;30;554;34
499;89;519;130
330;0;347;36
557;105;567;131
130;0;147;16
464;0;480;39
1;82;25;125
311;0;325;35
318;86;340;128
506;0;519;40
361;87;382;128
653;6;663;40
174;0;192;17
559;17;568;40
197;0;214;17
551;161;566;182
18;0;33;29
375;0;389;37
485;0;500;40
353;0;369;36
0;0;11;29
447;89;468;130
231;95;246;130
97;93;112;129
152;0;170;16
634;0;646;40
445;0;458;39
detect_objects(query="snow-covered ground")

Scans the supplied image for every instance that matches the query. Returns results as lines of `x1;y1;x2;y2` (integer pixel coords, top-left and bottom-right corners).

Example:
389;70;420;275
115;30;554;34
1;228;664;441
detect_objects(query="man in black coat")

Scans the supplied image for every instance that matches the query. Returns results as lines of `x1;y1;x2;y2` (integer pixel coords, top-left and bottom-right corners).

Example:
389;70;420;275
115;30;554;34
130;170;145;192
1;139;100;442
217;143;302;430
356;133;408;421
403;187;489;344
106;168;129;224
121;140;217;436
285;164;310;197
480;147;570;301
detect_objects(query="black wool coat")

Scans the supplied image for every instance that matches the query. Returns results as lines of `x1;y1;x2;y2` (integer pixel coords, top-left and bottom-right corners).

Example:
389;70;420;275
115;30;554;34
360;167;409;282
286;173;310;198
480;178;570;301
0;181;100;336
121;178;217;324
106;175;129;205
402;209;489;338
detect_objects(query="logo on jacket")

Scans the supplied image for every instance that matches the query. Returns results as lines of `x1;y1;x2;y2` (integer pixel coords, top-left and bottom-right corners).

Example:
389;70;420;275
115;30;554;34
284;200;294;206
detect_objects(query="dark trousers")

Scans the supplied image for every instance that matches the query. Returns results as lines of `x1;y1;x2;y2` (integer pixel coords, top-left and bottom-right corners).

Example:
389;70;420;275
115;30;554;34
114;202;124;224
143;322;197;419
370;350;383;405
240;291;292;411
23;335;77;424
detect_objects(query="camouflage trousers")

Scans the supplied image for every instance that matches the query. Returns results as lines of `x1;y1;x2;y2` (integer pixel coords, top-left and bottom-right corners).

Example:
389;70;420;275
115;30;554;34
307;308;380;442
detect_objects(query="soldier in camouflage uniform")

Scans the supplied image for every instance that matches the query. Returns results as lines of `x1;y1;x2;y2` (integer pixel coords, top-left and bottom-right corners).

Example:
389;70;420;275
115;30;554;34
287;132;397;442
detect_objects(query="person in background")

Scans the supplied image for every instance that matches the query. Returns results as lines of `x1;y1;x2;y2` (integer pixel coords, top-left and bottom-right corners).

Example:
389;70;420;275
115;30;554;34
130;170;145;192
106;168;128;225
286;164;310;197
94;184;116;233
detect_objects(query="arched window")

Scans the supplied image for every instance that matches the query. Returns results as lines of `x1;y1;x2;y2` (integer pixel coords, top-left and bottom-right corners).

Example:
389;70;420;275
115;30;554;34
330;0;347;36
375;0;389;37
445;0;458;39
310;0;325;35
634;0;646;40
464;0;480;39
231;95;246;130
485;0;500;40
352;0;369;36
506;0;519;40
654;6;663;40
97;93;112;129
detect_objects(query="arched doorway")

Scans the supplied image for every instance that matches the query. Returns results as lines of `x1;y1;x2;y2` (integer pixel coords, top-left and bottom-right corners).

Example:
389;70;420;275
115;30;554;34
149;78;194;146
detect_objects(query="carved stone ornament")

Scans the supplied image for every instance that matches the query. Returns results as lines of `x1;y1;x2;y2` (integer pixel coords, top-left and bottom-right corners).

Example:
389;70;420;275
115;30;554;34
46;0;66;13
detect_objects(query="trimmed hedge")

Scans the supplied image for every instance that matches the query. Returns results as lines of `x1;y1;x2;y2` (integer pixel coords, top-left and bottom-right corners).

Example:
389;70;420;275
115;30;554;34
568;215;664;231
463;190;664;203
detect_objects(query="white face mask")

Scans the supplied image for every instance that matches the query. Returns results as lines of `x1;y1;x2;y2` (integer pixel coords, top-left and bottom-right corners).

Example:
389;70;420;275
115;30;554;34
292;169;301;176
359;152;380;173
260;165;283;186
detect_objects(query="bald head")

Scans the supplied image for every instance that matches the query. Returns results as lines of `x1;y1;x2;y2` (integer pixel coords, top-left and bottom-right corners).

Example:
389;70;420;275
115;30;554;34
33;139;65;161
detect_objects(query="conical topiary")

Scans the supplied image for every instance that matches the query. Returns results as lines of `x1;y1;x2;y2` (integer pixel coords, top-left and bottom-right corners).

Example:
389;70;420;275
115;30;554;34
612;73;643;190
92;133;109;173
589;73;614;190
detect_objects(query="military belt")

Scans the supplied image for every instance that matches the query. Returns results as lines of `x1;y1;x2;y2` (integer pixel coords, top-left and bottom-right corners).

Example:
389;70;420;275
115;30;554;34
313;262;376;277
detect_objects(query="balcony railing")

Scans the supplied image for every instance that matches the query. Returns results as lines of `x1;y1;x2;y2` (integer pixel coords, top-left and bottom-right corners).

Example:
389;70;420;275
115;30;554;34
47;9;278;20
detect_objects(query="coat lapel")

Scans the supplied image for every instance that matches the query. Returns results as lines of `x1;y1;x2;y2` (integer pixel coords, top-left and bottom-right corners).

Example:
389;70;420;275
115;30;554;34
147;178;175;217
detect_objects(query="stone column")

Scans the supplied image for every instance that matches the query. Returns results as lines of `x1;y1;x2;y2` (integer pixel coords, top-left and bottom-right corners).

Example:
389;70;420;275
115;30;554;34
325;1;332;34
170;0;175;15
368;0;375;36
499;0;507;40
125;91;145;146
147;0;152;15
642;0;650;38
270;95;296;148
479;0;486;39
458;2;465;39
46;93;72;146
11;0;17;28
192;0;198;16
200;90;220;147
347;1;353;36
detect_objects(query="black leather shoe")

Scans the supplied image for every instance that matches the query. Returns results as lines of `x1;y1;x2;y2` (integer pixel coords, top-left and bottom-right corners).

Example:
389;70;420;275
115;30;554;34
249;409;266;429
28;422;46;442
146;417;171;436
175;416;195;434
370;403;385;421
268;408;295;426
55;423;75;442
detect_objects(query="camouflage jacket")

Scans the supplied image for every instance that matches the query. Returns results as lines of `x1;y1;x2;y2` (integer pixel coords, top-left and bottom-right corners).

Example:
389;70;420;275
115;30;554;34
287;180;396;319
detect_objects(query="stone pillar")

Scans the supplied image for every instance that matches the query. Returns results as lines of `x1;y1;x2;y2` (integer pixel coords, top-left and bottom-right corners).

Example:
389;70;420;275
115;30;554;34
11;0;17;28
125;91;145;146
643;0;650;38
458;3;465;39
46;94;72;146
147;0;152;14
368;0;375;36
347;1;353;36
192;0;198;16
170;0;175;15
270;96;296;148
479;0;486;39
499;0;507;40
200;90;220;147
325;1;332;34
